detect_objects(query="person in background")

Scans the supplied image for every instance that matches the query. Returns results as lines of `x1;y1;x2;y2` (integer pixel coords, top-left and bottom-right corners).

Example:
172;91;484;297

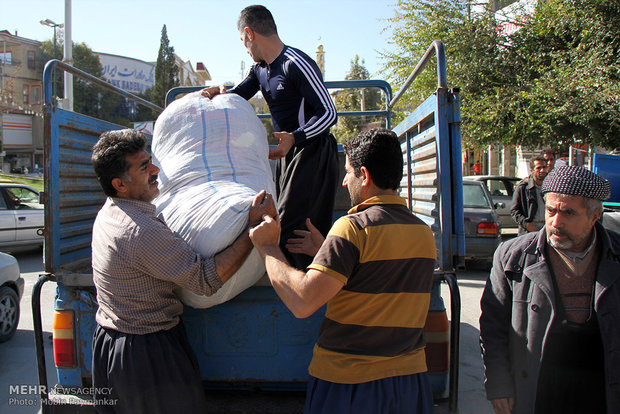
202;5;338;271
480;165;620;414
541;147;556;170
473;160;482;175
510;155;548;235
249;128;436;414
90;129;276;413
554;151;569;168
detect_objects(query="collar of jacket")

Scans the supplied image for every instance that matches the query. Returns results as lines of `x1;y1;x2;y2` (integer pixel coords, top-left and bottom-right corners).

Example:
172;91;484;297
526;177;537;190
509;221;620;307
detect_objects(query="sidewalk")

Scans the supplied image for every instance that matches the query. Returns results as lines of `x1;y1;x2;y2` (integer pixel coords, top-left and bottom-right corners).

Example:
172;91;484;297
434;265;494;414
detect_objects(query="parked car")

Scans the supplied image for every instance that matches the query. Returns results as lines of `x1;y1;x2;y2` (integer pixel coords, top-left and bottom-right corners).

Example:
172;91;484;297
0;252;23;342
464;175;520;235
462;180;503;262
0;182;44;252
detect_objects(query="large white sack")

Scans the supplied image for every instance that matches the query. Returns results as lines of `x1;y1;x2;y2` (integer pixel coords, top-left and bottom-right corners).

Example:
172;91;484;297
151;92;276;308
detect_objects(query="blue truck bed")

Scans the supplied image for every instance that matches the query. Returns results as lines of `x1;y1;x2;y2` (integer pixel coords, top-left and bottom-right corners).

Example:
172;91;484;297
34;41;464;413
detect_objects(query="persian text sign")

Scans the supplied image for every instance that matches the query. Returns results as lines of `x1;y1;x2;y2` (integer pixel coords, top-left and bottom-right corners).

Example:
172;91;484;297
97;53;155;94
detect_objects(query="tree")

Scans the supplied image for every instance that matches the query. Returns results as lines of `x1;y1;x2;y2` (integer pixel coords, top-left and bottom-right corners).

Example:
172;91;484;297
151;25;179;109
37;40;123;123
381;0;620;149
333;55;385;143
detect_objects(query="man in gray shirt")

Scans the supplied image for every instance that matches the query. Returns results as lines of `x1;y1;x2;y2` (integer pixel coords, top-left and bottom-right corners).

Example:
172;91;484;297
90;129;276;413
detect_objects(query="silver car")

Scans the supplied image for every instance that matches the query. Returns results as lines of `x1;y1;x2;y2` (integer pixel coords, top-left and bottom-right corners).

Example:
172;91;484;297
0;251;23;342
0;182;44;252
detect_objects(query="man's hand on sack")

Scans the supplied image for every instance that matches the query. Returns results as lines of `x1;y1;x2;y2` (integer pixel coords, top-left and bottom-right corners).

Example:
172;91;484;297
201;85;227;99
249;190;277;228
269;132;295;159
249;213;281;250
285;218;324;257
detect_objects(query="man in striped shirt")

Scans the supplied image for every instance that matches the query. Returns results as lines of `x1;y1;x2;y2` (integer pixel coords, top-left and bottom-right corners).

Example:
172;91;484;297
250;128;436;413
203;5;339;271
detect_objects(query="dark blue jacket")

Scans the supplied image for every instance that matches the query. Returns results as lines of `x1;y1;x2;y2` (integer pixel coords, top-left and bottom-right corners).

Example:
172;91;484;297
231;45;337;146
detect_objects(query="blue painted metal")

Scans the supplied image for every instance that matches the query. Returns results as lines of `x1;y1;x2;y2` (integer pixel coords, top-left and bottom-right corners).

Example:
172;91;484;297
392;89;464;271
54;284;97;387
166;80;393;128
39;44;461;412
184;287;325;389
593;153;620;205
42;59;160;275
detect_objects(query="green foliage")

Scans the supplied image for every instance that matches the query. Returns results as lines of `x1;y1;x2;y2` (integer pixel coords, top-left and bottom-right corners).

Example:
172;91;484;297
37;40;124;123
381;0;620;149
333;56;385;143
151;25;179;111
133;87;156;123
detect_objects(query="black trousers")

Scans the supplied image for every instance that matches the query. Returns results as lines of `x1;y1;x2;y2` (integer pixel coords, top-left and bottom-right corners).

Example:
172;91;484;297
535;324;606;414
275;133;339;270
92;320;207;414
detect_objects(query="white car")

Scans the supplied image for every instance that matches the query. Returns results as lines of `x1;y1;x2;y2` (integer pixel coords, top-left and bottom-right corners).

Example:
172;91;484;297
0;251;23;342
0;182;44;252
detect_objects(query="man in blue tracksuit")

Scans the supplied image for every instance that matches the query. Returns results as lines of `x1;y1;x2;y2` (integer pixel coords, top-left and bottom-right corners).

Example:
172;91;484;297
203;5;339;270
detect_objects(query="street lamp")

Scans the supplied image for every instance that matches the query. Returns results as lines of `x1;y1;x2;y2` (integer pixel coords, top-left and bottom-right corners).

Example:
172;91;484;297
40;19;64;58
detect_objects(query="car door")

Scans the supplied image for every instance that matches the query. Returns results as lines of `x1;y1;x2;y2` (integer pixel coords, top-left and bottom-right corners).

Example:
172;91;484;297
484;178;516;232
4;186;44;244
0;191;16;247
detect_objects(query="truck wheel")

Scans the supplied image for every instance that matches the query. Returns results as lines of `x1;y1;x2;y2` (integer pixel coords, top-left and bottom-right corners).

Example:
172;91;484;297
0;286;20;342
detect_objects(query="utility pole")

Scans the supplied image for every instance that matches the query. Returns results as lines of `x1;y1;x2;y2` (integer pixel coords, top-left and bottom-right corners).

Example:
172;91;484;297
63;0;73;111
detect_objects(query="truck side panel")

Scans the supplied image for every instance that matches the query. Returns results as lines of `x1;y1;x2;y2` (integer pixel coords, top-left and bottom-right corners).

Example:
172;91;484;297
45;107;117;274
394;89;464;270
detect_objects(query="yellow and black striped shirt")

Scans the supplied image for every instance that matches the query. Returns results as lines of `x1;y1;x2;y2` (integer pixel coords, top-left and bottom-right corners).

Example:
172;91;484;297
307;195;436;384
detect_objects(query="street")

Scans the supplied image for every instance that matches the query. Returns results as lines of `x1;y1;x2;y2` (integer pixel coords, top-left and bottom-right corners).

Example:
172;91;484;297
0;248;495;414
0;247;56;414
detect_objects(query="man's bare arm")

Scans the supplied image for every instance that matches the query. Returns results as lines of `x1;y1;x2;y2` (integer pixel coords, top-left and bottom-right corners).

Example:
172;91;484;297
250;214;343;318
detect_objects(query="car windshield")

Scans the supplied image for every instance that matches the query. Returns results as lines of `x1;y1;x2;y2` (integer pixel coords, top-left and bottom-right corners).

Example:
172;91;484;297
463;183;491;208
6;187;43;209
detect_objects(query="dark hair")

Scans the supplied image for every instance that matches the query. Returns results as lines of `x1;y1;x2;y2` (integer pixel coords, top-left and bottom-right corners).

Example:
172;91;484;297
343;128;403;190
541;147;555;158
530;155;547;169
91;129;147;197
237;5;278;36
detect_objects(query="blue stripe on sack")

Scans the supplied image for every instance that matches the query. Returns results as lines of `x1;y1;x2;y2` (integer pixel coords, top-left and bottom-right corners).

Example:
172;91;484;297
198;97;252;215
224;108;238;183
198;98;212;181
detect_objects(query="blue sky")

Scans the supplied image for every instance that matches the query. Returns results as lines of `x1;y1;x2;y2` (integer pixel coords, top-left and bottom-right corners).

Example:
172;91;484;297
2;0;399;85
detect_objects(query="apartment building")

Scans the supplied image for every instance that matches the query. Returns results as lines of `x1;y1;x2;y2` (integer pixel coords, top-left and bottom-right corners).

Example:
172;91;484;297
0;30;44;173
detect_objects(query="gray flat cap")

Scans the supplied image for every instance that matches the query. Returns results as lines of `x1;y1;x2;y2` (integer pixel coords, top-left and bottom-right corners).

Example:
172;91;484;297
542;165;610;201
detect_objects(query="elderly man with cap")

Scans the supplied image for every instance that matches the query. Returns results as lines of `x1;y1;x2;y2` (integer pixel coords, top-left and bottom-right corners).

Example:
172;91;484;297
480;165;620;414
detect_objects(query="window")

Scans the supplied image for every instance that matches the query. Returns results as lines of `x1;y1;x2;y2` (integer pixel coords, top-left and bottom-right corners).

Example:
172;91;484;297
486;179;509;197
6;187;43;209
27;50;36;70
32;86;41;104
23;85;30;104
0;52;12;64
463;184;491;208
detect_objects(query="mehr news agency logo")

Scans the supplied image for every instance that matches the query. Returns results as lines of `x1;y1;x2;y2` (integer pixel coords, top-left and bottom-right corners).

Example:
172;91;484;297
8;384;117;406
